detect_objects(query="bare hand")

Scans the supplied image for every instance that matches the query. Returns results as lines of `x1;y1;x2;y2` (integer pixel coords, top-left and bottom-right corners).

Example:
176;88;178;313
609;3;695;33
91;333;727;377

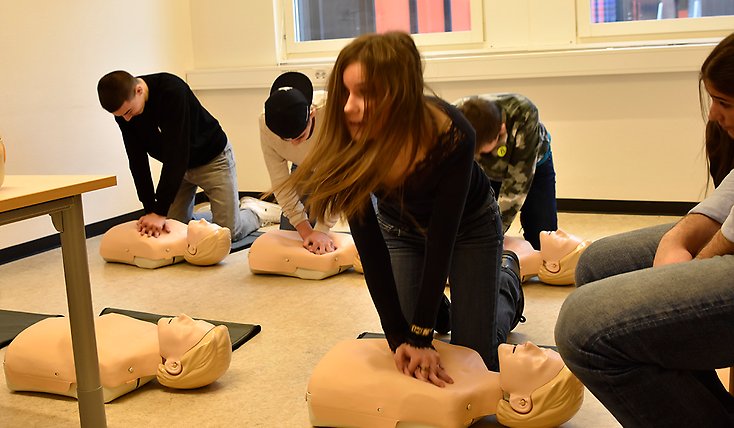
394;344;453;387
302;230;336;255
136;213;170;238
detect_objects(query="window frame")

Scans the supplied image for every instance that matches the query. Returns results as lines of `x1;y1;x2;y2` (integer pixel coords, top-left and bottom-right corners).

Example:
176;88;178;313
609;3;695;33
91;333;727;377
576;0;734;40
278;0;485;62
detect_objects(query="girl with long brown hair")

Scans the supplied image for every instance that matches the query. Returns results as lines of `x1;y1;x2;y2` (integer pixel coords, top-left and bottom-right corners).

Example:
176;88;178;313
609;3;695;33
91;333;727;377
281;32;524;385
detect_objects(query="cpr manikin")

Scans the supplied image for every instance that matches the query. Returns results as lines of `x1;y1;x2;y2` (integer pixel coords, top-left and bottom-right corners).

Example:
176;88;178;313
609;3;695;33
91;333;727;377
3;313;232;402
307;339;583;427
504;229;591;285
248;229;361;280
99;218;231;268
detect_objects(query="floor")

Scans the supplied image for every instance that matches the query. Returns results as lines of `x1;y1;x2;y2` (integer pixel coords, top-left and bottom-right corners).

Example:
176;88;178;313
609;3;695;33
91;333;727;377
0;212;689;427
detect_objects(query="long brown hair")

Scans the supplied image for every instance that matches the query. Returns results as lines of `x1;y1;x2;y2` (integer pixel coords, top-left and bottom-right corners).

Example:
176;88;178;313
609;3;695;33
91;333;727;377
701;32;734;187
277;32;439;222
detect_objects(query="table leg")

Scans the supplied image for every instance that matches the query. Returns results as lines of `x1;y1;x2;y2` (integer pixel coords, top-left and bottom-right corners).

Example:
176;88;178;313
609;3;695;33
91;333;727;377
52;194;107;428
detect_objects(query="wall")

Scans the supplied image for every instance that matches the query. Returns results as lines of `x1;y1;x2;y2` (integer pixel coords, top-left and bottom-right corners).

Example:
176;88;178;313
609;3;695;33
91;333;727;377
0;0;193;249
188;1;714;204
0;0;718;251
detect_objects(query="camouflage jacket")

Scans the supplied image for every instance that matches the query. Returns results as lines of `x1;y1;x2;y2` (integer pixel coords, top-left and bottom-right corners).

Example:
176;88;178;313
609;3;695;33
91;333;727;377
454;93;551;231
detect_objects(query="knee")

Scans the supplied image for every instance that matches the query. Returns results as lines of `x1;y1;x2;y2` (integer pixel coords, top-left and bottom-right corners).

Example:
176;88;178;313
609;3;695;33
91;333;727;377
554;289;596;365
574;241;606;286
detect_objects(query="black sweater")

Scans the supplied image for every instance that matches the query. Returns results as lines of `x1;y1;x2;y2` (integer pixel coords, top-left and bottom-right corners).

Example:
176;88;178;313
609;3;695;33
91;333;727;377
115;73;227;216
348;99;492;352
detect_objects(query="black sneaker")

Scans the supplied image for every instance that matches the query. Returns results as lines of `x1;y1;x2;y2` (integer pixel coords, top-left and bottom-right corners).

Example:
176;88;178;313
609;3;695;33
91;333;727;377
502;250;526;329
435;293;451;334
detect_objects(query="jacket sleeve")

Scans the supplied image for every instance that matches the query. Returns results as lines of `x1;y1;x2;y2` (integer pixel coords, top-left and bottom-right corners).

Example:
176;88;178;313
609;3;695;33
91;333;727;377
496;105;542;231
690;170;734;241
348;200;409;352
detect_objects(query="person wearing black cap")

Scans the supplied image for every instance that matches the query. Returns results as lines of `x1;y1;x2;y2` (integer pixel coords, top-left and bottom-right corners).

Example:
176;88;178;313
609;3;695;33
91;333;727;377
259;71;337;255
97;70;265;242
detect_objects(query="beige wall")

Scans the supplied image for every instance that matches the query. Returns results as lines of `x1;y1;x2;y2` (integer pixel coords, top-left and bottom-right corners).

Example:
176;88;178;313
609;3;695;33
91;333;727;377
0;0;193;248
0;1;715;250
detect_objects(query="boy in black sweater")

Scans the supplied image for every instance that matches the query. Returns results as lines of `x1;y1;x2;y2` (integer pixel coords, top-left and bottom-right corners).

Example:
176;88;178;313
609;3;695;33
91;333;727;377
97;71;275;241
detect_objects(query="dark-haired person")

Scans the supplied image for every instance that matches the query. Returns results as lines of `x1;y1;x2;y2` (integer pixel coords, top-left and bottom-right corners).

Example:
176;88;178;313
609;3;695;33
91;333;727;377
97;71;272;242
555;32;734;427
455;94;556;250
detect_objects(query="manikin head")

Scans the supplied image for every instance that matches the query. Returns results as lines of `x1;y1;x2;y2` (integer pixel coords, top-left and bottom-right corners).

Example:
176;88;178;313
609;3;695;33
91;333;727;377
496;342;584;427
156;314;232;389
184;219;231;266
538;230;591;286
539;230;584;264
97;70;146;121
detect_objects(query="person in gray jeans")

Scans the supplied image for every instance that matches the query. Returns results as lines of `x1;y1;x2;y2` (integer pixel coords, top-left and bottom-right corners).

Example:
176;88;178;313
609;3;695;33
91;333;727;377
555;32;734;427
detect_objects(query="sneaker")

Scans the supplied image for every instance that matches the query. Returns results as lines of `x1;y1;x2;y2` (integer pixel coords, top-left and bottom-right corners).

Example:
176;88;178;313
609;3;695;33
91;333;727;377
502;250;526;330
240;196;282;226
434;294;451;334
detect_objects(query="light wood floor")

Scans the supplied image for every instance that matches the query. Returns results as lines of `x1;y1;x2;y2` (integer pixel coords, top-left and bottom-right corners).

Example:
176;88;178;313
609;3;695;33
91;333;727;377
0;212;687;427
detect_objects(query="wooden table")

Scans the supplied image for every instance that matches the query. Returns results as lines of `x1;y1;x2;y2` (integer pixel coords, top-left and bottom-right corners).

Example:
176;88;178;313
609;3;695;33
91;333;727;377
0;175;117;428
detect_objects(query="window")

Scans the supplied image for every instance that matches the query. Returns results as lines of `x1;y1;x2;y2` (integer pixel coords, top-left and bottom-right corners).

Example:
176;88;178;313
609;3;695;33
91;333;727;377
579;0;734;38
281;0;483;60
590;0;734;23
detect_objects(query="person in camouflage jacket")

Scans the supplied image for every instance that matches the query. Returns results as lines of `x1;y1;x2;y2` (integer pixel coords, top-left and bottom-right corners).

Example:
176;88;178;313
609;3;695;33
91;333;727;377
455;93;557;249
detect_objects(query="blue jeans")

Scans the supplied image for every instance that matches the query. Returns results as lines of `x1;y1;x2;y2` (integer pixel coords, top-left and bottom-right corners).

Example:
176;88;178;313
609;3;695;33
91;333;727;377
491;151;558;250
167;142;260;242
555;223;734;427
378;195;520;371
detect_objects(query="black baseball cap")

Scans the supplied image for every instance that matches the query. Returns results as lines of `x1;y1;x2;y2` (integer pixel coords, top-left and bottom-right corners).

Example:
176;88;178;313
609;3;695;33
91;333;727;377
264;72;314;139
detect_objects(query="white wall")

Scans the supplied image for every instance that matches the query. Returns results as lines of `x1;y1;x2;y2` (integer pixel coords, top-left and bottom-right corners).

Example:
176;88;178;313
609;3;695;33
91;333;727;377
0;0;717;250
188;1;714;204
0;0;193;249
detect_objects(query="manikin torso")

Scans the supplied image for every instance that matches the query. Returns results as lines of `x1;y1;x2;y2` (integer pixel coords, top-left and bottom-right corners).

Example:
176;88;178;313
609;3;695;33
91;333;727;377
307;339;566;428
99;218;230;268
248;229;359;280
4;313;216;402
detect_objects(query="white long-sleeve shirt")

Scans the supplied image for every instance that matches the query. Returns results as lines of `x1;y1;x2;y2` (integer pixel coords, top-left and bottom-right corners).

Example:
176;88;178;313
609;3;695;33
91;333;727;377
690;169;734;242
258;92;335;232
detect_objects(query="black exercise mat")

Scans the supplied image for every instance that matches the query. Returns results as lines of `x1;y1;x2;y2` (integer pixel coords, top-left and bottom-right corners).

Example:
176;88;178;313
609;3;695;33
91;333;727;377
356;332;557;351
230;231;262;253
100;308;261;351
0;309;63;349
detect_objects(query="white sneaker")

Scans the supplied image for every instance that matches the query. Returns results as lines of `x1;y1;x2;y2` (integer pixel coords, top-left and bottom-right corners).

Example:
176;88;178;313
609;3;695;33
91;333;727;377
240;196;282;226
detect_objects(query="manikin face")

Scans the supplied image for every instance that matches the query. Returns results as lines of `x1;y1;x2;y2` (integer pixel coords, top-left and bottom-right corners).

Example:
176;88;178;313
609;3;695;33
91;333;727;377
187;219;221;247
158;314;215;365
539;229;581;252
343;62;366;140
498;342;552;378
112;83;146;122
705;79;734;139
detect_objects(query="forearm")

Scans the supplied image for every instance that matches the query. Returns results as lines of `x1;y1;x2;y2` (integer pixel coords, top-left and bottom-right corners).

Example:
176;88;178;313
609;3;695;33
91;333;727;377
295;220;314;241
696;230;734;259
654;214;721;265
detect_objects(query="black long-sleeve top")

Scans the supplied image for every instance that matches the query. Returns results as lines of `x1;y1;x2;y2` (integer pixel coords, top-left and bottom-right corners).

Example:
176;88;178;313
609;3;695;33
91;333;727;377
115;73;227;216
348;98;492;352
